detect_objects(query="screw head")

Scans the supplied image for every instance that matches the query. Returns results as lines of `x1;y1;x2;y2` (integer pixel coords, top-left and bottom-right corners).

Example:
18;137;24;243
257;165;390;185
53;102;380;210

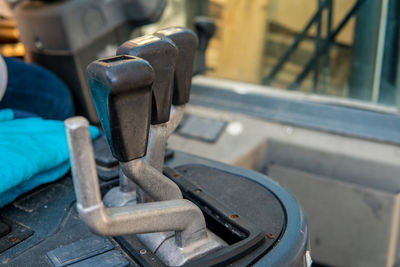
8;236;18;243
267;233;275;239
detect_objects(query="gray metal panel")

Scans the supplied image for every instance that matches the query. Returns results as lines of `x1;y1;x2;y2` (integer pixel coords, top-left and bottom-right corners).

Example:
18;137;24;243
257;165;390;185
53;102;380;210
46;236;114;267
190;84;400;145
266;140;400;193
68;250;129;267
269;164;399;267
177;115;227;143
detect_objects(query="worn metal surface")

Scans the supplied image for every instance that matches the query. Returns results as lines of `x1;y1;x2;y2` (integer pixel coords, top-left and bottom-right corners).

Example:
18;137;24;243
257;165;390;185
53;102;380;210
101;104;185;206
155;230;225;266
137;104;185;203
102;182;137;208
65;116;225;265
136;230;225;266
167;105;186;137
137;232;174;252
144;105;186;172
143;124;169;173
121;159;182;202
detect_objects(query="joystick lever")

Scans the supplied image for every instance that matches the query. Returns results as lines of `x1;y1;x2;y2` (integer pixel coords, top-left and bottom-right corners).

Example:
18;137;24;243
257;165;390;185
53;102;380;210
87;55;181;202
118;29;197;163
155;27;198;106
104;29;198;206
154;26;198;147
194;17;216;75
117;34;178;173
116;31;197;203
65;56;225;266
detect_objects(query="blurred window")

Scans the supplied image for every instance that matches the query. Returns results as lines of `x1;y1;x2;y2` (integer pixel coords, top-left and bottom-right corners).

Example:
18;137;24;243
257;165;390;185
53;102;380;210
199;0;399;109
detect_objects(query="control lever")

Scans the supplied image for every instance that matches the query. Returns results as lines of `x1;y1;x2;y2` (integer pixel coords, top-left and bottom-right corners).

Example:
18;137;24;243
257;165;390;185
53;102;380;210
194;17;217;75
65;56;225;266
117;34;178;172
103;27;209;206
154;27;198;140
87;55;181;202
155;27;198;106
106;30;199;247
108;29;198;206
117;28;198;172
116;34;179;204
103;35;180;206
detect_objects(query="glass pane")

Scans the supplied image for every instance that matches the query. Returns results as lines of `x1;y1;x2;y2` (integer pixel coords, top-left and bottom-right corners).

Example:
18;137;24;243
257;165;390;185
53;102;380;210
200;0;399;108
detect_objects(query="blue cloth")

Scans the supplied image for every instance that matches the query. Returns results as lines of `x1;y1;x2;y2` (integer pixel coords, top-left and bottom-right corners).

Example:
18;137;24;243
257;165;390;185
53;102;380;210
0;109;100;207
0;57;74;121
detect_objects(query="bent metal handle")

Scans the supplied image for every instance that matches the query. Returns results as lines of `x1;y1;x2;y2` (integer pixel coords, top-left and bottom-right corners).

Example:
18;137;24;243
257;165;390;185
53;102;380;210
155;27;198;105
86;55;154;162
116;35;178;125
64;116;207;248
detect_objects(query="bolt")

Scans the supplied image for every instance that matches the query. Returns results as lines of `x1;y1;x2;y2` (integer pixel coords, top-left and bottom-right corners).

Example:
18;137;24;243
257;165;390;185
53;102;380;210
8;236;18;243
230;214;239;219
139;249;147;255
267;233;275;239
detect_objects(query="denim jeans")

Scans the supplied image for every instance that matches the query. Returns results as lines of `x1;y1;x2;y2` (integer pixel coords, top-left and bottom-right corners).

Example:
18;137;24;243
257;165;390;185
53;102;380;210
0;57;74;121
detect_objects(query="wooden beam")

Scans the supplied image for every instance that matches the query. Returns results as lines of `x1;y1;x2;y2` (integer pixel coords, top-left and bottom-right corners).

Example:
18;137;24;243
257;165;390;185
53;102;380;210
207;0;270;83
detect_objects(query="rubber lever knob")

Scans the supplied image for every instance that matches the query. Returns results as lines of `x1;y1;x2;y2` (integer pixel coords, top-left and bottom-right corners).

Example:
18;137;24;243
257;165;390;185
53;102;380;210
117;35;178;125
87;55;154;162
155;27;198;105
194;17;216;75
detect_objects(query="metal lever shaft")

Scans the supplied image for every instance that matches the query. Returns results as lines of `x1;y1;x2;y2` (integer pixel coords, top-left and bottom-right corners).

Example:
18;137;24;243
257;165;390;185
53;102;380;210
65;117;207;247
88;55;182;201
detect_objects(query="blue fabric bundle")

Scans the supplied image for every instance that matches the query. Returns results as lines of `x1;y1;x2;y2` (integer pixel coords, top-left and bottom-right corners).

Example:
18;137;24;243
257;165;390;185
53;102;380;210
0;109;100;207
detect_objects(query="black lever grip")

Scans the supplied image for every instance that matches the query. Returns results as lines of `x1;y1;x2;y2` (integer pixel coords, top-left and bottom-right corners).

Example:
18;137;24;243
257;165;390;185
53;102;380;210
155;27;198;105
194;17;216;75
117;35;178;125
87;55;154;162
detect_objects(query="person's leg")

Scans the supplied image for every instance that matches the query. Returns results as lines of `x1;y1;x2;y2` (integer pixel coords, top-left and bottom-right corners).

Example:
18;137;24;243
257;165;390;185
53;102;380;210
0;57;74;120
